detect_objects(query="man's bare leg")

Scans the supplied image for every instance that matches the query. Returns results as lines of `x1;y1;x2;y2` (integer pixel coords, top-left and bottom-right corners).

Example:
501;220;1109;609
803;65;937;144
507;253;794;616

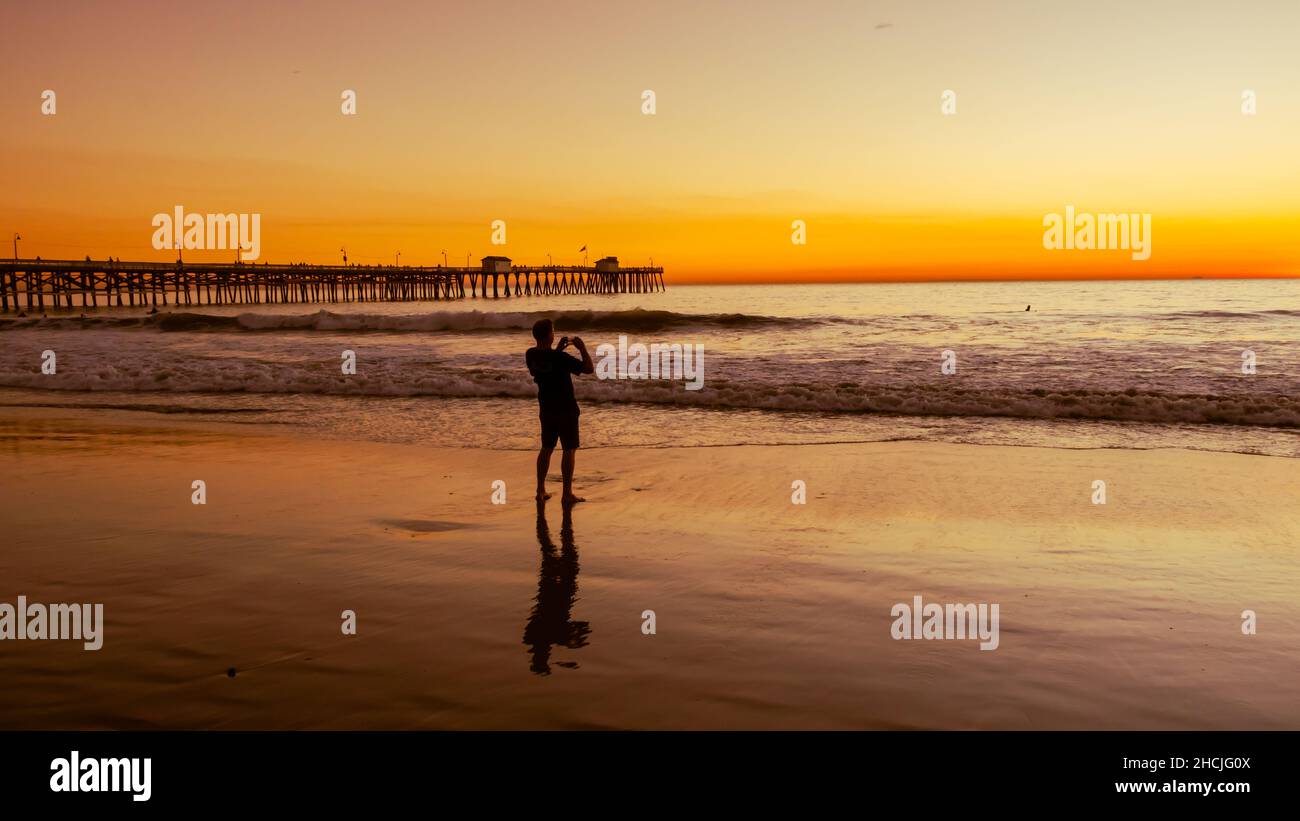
536;447;554;500
561;448;584;504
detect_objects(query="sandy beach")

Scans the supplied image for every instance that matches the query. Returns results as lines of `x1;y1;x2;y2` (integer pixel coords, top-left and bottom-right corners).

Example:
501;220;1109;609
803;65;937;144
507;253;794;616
1;405;1296;730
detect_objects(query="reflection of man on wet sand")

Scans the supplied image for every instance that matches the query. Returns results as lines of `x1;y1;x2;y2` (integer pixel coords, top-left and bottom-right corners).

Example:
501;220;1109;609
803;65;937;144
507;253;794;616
523;500;590;675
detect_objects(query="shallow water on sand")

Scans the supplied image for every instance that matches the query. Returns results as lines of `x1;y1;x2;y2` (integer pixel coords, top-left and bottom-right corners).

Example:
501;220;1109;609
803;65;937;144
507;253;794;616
2;410;1297;729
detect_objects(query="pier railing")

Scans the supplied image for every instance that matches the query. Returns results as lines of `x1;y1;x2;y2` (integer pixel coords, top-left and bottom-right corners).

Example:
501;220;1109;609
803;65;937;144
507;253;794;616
0;259;666;312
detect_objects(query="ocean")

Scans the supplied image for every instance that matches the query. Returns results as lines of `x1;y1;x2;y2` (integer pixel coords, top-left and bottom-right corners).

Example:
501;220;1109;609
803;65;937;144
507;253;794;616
1;279;1297;457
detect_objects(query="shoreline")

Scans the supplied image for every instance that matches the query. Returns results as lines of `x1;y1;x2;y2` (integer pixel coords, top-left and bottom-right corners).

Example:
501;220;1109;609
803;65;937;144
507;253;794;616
2;395;1297;460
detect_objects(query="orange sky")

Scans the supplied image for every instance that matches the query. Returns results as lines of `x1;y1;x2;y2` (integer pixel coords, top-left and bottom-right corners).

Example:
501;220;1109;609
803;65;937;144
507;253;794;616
2;0;1298;282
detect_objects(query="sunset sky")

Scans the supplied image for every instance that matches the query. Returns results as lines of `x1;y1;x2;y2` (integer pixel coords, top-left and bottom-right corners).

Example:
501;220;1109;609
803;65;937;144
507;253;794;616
2;0;1298;281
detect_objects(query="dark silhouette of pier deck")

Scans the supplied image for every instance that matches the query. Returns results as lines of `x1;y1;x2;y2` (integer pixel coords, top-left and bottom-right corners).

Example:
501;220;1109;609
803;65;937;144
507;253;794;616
0;257;666;312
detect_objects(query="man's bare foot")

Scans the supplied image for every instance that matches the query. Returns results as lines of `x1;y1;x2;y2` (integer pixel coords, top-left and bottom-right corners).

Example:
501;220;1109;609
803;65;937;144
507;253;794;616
536;490;552;501
561;494;585;505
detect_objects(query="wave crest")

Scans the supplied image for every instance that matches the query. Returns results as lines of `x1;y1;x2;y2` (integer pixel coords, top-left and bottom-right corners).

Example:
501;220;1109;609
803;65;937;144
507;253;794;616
5;362;1297;429
0;308;819;334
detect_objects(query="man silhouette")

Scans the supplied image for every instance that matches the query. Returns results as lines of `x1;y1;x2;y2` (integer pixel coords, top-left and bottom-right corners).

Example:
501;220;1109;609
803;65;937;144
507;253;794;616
526;318;594;504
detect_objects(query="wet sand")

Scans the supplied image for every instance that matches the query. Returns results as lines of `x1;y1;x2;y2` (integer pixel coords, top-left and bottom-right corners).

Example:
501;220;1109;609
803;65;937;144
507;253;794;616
1;406;1297;729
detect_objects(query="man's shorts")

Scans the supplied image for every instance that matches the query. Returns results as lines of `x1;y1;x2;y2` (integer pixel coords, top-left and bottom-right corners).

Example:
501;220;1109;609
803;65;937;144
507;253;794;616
539;414;580;450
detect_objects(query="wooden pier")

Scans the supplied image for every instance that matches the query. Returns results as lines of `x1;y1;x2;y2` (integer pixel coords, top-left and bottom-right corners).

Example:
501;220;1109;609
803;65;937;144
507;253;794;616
0;258;666;312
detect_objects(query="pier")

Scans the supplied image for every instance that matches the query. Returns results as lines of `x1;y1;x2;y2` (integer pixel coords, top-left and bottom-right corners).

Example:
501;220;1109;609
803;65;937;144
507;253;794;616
0;257;666;312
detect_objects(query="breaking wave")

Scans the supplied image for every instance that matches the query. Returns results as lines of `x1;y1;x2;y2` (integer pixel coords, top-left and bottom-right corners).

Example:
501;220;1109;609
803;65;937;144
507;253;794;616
4;362;1297;429
0;308;823;334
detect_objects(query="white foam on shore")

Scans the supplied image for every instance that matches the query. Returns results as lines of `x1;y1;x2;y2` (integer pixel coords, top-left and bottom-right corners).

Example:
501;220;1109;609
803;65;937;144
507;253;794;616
3;358;1297;428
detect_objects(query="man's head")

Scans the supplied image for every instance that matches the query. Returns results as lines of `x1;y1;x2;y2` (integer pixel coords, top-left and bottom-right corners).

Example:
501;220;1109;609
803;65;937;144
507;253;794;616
532;318;554;348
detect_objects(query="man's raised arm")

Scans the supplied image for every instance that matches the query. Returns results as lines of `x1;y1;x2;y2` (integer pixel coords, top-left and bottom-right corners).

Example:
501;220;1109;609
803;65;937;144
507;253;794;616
572;337;595;374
